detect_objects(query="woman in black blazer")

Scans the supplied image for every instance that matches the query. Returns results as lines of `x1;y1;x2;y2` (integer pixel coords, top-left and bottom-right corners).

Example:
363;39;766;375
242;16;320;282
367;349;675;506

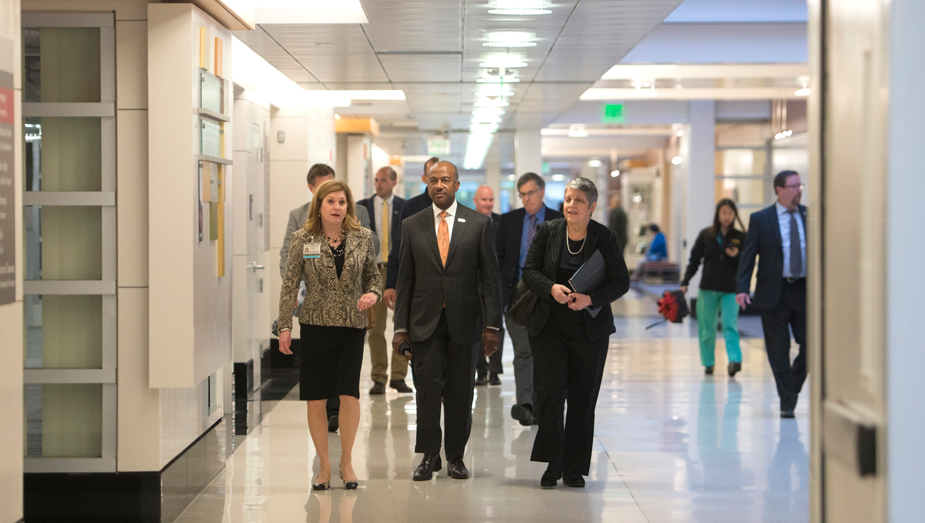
679;198;747;377
522;177;630;489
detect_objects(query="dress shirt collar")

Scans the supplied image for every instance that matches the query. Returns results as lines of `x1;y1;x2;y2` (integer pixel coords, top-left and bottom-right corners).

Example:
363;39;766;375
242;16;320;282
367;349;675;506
374;193;393;207
527;205;546;222
432;199;458;219
776;201;798;216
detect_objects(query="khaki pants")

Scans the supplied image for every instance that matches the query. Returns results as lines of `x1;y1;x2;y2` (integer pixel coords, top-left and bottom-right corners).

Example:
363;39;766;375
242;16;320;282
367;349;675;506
369;267;408;384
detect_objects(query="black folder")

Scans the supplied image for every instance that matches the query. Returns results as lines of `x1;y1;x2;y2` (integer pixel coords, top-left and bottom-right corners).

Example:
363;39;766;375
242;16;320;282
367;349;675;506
568;249;607;318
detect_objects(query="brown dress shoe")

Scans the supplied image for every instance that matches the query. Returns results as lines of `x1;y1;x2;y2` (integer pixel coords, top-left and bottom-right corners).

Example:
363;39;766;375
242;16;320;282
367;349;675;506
447;458;469;479
390;380;413;393
369;381;386;395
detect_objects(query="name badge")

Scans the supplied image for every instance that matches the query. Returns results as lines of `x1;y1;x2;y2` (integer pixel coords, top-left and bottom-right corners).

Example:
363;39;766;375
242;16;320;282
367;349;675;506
303;242;322;259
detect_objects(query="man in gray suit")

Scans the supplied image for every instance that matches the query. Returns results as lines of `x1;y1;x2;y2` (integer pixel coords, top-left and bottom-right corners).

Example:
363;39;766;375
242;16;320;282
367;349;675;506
392;161;503;481
277;163;379;433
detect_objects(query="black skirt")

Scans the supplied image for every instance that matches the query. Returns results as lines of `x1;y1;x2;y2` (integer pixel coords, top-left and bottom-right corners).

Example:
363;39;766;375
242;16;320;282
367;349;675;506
299;323;366;401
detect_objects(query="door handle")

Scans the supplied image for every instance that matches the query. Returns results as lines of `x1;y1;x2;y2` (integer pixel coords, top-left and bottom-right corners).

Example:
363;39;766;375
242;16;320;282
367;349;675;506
249;263;265;271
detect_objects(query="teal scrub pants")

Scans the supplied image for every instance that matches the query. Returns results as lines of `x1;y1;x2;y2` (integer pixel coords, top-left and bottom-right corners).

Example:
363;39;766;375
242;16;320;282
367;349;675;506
696;289;742;367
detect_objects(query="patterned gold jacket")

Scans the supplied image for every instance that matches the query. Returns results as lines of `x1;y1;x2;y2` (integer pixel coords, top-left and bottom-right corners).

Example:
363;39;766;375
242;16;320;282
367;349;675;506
278;227;382;331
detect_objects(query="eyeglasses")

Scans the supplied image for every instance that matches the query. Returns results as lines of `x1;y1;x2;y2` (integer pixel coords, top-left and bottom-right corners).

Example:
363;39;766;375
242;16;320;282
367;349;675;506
782;183;804;190
518;188;541;199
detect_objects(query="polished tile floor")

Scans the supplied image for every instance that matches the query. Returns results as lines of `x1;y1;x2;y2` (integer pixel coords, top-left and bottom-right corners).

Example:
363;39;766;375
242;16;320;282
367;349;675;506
176;290;809;522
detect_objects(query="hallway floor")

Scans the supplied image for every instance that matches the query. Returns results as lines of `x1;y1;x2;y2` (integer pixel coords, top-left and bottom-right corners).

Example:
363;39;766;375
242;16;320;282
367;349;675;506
175;290;809;523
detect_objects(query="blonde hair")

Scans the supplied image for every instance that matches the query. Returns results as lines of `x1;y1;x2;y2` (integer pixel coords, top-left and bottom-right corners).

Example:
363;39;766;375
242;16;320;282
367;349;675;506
303;179;361;235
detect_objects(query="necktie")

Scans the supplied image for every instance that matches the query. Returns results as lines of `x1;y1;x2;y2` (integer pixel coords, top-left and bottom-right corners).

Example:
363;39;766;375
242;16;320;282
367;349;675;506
788;209;803;277
381;200;389;262
438;211;449;267
526;213;538;251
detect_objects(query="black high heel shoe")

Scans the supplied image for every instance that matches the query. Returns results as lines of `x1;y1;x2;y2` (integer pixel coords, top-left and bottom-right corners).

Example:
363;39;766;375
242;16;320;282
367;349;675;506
312;474;330;491
340;471;358;490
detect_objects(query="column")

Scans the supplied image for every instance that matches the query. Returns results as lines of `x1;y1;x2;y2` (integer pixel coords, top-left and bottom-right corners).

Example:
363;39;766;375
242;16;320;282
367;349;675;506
683;101;716;296
484;142;502;213
514;128;542;210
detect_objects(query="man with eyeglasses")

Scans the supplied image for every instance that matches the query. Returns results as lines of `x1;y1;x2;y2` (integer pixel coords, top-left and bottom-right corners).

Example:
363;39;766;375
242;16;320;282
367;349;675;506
736;170;808;419
495;172;563;425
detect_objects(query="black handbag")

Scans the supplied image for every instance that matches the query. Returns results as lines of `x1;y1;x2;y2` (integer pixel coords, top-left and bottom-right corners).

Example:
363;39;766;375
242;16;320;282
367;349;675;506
508;278;538;327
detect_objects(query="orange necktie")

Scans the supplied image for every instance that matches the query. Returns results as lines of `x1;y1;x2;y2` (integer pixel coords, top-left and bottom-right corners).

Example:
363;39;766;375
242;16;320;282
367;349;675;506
438;211;449;267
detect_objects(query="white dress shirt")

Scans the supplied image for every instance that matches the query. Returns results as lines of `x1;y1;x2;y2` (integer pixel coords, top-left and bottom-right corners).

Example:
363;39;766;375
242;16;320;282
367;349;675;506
373;194;393;263
432;199;458;242
775;201;806;278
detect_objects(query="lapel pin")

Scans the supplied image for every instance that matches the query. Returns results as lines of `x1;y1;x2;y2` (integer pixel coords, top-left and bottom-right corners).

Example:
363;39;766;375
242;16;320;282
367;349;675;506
458;218;466;223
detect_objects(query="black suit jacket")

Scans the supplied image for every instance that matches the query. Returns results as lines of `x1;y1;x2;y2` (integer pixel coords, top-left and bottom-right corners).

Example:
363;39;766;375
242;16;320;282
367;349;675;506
385;191;432;289
736;203;808;309
356;195;406;252
522;218;630;340
394;203;503;345
496;206;564;308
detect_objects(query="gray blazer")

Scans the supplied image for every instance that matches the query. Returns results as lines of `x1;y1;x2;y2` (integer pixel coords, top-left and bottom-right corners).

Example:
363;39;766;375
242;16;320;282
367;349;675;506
393;203;503;345
279;202;378;278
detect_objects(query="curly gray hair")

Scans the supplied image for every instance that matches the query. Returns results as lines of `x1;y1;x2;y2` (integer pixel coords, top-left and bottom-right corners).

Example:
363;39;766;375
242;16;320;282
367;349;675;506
565;177;598;205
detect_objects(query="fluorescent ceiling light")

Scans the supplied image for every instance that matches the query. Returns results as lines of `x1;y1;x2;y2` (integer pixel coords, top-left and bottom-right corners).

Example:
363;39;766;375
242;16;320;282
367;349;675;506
568;125;588;138
255;0;368;24
489;0;551;15
484;31;536;47
588;160;602;167
551;174;565;181
671;156;683;165
475;97;510;107
478;85;515;97
795;83;811;96
326;90;406;101
477;76;520;83
473;108;506;118
610;170;620;178
480;54;528;68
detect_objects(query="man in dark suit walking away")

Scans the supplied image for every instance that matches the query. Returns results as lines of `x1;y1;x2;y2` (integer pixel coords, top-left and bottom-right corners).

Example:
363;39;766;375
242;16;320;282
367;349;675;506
496;172;563;425
736;170;808;419
392;161;503;481
382;157;441;311
357;166;411;395
472;185;505;386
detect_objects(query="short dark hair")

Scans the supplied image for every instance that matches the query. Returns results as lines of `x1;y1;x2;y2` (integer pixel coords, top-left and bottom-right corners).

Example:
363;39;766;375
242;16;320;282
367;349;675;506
378;166;397;181
516;172;545;191
773;170;799;189
425;157;441;174
307;163;335;186
649;223;660;233
430;160;459;182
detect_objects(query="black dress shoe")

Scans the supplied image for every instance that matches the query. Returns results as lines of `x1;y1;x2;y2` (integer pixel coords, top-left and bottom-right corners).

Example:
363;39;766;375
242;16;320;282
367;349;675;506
704;366;714;375
413;454;442;481
327;414;338;433
781;410;795;419
340;472;358;490
474;375;489;386
489;372;501;386
541;463;561;489
390;380;414;393
447;458;469;479
511;404;534;427
728;361;742;377
369;381;386;395
562;473;585;488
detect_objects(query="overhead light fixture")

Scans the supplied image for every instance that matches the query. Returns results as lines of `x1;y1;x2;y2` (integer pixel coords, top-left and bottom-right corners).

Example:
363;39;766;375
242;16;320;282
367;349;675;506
588;159;602;167
473;108;506;118
568;125;588;138
671;156;683;165
475;97;510;107
477;75;520;83
478;85;515;97
464;130;496;170
480;54;528;68
484;31;536;48
795;83;811;96
551;174;566;181
488;0;551;15
610;170;620;178
675;129;684;137
775;129;794;140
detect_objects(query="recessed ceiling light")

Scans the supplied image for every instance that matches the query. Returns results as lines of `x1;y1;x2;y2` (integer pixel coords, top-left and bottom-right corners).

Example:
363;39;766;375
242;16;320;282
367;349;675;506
480;54;528;68
484;31;536;47
610;170;620;178
588;160;602;167
551;174;565;181
671;156;683;165
795;82;811;96
489;1;551;15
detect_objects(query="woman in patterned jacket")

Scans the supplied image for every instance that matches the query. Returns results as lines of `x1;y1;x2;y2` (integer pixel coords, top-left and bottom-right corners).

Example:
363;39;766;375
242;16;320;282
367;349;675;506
278;179;382;491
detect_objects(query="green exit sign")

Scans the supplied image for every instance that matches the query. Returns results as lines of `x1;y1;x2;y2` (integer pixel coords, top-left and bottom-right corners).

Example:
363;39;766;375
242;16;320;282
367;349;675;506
603;104;624;123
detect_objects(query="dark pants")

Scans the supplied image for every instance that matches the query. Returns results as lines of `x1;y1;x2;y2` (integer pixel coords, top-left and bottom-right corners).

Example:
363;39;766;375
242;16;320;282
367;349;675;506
476;326;504;377
759;279;807;412
411;309;478;461
529;325;609;476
